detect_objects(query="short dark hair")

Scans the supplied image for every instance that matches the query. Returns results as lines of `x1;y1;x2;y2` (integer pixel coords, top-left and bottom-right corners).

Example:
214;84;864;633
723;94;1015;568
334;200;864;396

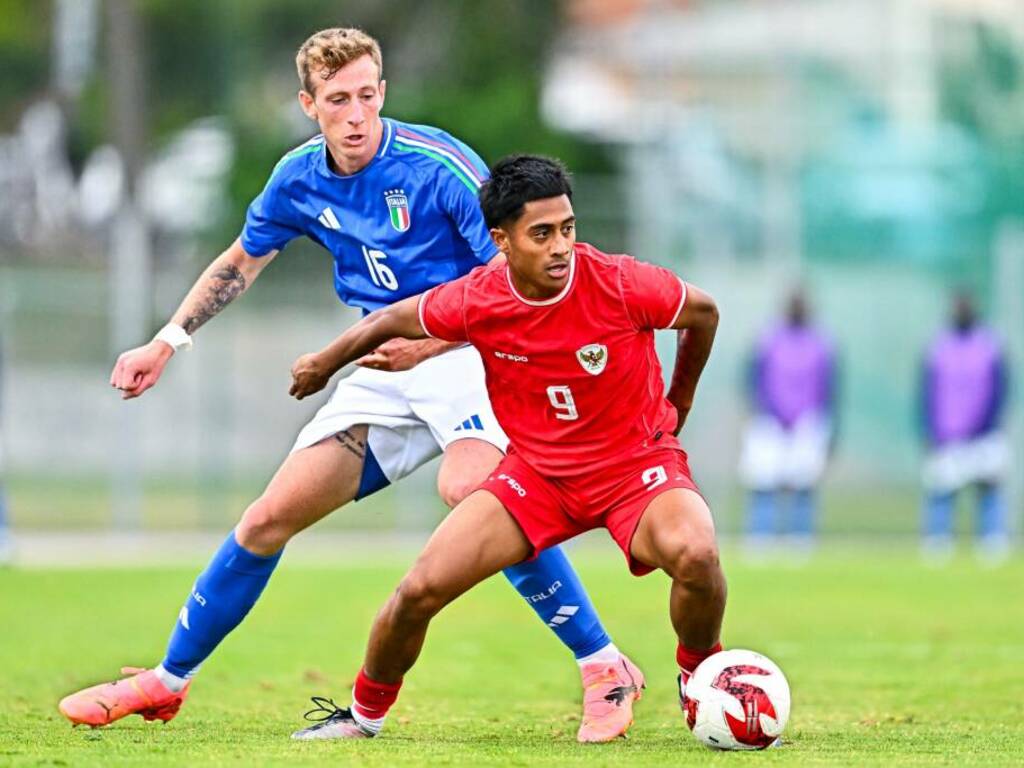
479;155;573;229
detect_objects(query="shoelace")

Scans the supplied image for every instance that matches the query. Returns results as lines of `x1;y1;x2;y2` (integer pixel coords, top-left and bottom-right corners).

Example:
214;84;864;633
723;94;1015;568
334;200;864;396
302;695;352;723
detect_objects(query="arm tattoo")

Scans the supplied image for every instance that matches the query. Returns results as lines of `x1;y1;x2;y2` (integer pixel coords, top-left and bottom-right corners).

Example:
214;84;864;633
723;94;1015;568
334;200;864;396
181;265;247;334
334;429;366;460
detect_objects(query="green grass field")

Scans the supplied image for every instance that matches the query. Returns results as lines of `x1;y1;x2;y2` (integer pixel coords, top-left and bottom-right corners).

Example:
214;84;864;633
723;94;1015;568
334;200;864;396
2;546;1023;767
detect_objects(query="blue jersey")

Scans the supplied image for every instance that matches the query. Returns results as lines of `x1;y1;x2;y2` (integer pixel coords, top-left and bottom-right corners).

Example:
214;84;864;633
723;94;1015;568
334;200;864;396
241;118;498;313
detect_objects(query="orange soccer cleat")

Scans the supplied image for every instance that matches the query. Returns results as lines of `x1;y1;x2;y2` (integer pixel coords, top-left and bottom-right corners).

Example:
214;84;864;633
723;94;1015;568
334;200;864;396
576;654;645;743
58;667;190;727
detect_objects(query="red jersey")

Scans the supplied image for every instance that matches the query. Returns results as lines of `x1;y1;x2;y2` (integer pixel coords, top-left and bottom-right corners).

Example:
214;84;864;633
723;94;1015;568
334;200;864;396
419;242;687;477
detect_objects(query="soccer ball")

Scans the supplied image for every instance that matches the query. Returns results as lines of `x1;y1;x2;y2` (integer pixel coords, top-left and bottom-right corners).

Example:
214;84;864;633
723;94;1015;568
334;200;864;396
681;649;790;750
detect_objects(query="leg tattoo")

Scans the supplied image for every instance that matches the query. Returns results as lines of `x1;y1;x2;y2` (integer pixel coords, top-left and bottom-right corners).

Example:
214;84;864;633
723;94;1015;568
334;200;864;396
335;429;366;461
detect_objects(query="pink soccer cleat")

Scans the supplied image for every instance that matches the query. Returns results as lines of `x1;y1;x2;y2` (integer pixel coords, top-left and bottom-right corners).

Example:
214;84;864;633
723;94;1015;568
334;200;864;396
58;667;190;727
577;654;645;743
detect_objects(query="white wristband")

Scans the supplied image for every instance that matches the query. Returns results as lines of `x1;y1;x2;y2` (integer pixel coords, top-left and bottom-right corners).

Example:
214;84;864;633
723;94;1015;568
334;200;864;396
154;323;193;352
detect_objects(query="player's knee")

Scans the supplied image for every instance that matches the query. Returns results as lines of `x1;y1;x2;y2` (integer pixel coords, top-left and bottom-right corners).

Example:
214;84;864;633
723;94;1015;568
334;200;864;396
437;476;478;509
236;496;297;555
666;536;721;589
393;571;448;622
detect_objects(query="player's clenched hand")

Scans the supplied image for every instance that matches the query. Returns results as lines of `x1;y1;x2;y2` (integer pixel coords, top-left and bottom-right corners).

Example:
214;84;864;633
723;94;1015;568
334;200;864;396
667;390;691;435
290;353;333;399
355;337;434;371
673;405;690;435
110;341;174;400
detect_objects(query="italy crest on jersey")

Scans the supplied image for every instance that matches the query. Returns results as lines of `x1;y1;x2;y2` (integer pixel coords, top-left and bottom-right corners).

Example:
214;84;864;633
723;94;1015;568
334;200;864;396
385;188;411;232
576;343;608;375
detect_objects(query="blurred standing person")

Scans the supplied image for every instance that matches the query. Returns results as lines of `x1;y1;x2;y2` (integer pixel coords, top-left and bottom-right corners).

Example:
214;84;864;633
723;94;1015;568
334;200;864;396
920;292;1011;563
739;290;837;554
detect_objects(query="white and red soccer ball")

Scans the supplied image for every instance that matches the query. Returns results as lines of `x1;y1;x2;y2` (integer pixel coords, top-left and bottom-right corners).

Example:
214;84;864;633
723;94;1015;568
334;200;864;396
681;649;790;750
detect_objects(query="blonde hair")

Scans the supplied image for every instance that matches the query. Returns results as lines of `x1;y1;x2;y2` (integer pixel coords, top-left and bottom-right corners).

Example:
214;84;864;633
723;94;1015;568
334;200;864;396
296;27;383;95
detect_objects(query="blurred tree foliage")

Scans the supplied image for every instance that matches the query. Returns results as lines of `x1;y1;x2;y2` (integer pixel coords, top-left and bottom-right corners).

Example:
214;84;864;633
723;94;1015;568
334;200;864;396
940;22;1024;225
2;0;609;247
0;2;51;127
802;15;1024;273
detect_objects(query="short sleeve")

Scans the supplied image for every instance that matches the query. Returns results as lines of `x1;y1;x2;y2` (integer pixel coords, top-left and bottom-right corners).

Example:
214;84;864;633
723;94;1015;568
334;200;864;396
240;174;304;257
419;278;470;343
620;256;687;330
439;146;499;265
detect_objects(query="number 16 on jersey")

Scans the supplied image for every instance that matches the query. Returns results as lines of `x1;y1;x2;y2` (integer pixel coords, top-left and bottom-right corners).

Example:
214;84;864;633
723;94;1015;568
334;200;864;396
362;245;399;291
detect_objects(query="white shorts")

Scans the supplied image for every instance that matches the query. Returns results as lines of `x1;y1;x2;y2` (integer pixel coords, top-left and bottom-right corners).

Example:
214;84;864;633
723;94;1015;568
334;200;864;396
739;414;832;491
922;432;1009;493
291;345;508;482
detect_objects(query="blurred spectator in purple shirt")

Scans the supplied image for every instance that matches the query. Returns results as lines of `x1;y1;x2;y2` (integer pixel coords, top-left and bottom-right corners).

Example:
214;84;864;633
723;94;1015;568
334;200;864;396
739;290;837;555
920;292;1010;563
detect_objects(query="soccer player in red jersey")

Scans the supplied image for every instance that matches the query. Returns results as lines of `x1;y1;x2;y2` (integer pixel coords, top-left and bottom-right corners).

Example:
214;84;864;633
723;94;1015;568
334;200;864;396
289;155;725;740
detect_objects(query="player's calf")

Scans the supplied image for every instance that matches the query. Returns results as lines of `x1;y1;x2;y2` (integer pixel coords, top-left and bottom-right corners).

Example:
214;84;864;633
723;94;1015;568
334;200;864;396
630;489;727;705
359;568;454;685
308;491;531;738
663;539;727;651
663;540;726;708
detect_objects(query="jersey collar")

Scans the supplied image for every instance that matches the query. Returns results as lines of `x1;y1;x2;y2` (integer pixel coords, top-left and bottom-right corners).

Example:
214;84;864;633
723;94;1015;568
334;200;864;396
316;119;394;180
505;251;577;307
377;118;395;158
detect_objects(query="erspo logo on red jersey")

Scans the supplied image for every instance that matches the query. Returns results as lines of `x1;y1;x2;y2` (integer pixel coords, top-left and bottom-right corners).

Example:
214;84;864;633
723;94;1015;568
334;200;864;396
497;473;528;497
494;350;529;363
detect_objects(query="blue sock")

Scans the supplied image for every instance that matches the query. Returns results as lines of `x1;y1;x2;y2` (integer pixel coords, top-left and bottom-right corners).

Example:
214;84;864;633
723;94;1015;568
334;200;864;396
502;545;611;660
789;489;817;537
747;490;777;537
977;485;1007;540
162;531;282;678
923;492;955;540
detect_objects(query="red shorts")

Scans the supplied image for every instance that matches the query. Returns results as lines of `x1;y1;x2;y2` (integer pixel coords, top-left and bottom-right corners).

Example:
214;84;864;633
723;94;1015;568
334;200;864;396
480;447;700;576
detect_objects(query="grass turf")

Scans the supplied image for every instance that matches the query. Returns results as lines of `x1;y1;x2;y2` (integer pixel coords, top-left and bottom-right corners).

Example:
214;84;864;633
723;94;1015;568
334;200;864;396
1;547;1022;766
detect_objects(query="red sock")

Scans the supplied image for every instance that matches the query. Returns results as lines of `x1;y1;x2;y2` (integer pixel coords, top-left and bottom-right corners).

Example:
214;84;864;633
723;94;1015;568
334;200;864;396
676;642;723;674
352;668;403;720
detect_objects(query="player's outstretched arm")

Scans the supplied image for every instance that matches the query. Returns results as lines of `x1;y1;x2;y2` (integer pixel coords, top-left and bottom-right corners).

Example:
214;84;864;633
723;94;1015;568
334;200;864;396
290;295;427;400
351;255;503;371
353;336;460;372
110;238;275;400
170;238;274;335
666;283;719;434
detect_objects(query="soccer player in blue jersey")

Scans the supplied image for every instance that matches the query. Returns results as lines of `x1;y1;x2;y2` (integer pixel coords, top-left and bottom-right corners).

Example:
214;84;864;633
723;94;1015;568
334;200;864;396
59;28;641;742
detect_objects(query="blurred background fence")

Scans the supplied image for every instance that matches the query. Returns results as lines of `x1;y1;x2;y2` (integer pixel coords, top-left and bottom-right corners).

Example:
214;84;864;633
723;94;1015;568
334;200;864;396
1;0;1022;541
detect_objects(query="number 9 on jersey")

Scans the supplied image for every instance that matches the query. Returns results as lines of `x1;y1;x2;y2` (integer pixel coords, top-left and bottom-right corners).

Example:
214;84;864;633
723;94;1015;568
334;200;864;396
547;385;579;421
